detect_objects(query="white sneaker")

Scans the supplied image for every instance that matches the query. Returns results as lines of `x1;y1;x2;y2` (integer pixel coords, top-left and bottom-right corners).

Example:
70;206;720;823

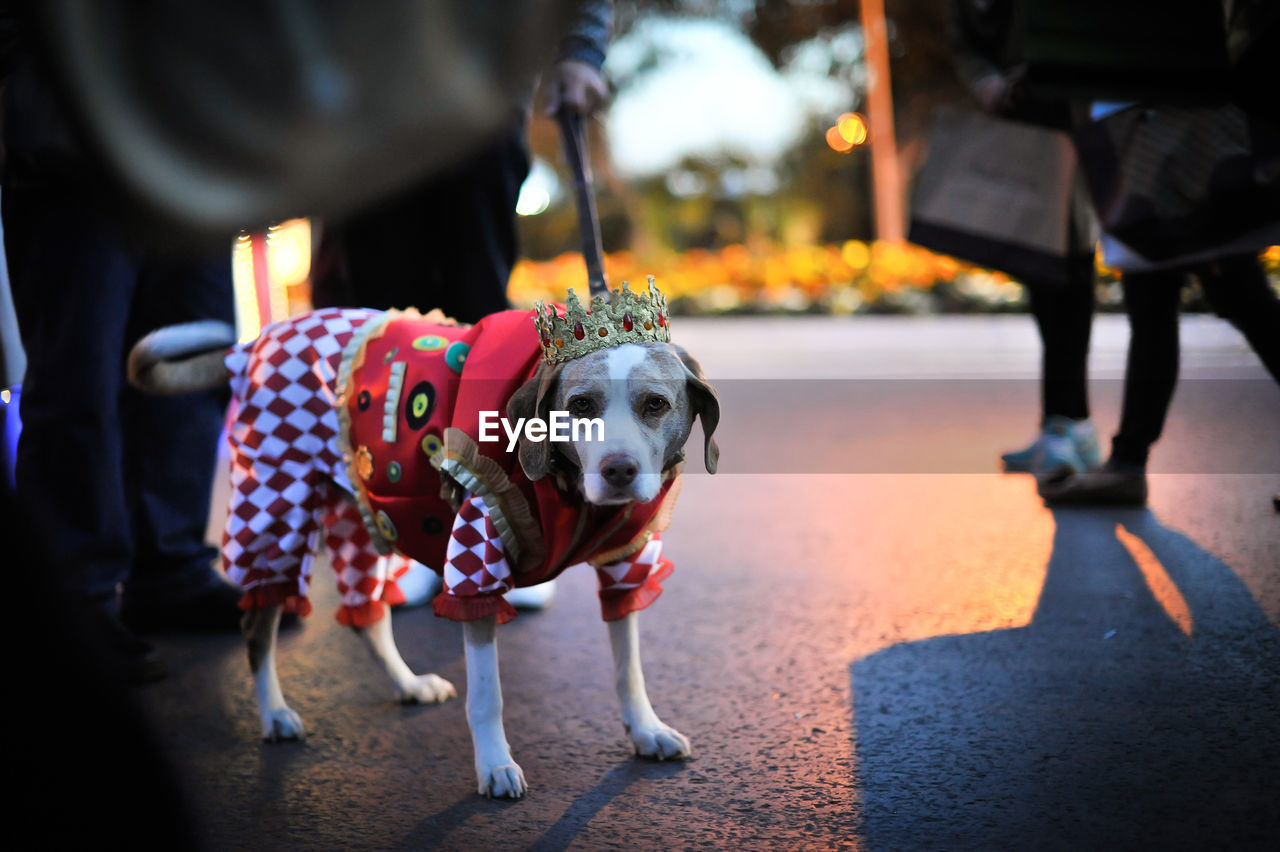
396;560;441;608
504;580;556;611
1034;416;1102;481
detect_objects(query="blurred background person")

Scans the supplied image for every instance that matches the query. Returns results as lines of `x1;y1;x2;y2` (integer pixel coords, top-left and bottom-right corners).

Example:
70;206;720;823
1042;94;1280;506
1042;0;1279;506
1043;253;1280;505
312;2;610;321
2;22;240;681
947;0;1100;480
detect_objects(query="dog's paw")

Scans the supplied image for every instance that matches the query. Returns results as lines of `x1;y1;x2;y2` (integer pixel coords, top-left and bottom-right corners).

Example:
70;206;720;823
477;762;528;799
261;707;305;742
629;722;691;760
398;673;457;705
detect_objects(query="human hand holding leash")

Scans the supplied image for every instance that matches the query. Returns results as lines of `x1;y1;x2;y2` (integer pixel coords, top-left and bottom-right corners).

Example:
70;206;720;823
543;59;609;118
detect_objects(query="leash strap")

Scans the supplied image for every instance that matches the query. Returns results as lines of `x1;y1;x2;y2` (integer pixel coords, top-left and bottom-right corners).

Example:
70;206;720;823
555;108;610;302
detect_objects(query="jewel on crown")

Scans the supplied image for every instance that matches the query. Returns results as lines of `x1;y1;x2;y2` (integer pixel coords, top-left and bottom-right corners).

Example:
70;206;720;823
533;276;672;365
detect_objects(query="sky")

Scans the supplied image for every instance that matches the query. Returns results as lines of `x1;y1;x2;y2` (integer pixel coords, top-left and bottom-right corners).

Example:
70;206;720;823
602;16;860;180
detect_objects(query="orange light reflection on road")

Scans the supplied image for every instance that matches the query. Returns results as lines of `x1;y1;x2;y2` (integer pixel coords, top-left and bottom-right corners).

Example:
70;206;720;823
1115;524;1194;636
789;475;1056;657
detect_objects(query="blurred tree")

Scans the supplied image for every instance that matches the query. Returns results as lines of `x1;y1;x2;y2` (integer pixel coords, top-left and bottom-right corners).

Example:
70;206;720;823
519;0;963;260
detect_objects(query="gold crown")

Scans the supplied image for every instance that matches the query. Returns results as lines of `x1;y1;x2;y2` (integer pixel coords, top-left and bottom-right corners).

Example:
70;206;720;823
533;276;671;365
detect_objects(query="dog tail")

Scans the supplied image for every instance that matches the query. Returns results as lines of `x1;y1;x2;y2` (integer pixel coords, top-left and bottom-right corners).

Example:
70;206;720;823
127;320;238;395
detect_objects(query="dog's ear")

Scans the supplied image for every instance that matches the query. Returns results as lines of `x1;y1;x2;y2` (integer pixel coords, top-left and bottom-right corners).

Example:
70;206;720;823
673;346;720;474
506;361;564;481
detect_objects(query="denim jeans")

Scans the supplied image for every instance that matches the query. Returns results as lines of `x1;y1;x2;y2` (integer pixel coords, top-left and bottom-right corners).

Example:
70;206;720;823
4;187;234;603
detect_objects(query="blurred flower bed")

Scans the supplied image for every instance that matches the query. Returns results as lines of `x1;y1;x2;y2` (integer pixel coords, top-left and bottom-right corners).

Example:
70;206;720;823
510;242;1280;316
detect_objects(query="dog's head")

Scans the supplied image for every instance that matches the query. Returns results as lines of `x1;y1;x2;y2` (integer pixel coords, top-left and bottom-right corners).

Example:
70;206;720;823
507;342;719;505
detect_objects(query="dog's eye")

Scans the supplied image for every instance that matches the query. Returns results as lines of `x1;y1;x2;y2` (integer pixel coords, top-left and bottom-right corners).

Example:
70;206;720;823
643;395;670;415
568;397;596;417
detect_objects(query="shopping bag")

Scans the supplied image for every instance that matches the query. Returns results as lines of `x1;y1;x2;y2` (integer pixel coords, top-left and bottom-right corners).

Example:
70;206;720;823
908;106;1084;285
1073;102;1280;261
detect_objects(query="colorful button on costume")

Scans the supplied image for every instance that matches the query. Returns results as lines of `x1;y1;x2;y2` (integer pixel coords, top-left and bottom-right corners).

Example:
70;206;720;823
222;306;679;628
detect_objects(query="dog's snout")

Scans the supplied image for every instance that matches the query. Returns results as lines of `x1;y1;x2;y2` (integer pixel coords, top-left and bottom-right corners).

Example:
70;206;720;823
599;454;639;488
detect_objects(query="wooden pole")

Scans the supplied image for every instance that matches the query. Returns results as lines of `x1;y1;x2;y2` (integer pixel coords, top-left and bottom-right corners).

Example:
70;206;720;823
859;0;905;242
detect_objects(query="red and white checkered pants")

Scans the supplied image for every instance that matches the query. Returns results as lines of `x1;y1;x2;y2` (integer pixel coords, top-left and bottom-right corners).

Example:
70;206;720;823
222;307;411;627
434;495;673;624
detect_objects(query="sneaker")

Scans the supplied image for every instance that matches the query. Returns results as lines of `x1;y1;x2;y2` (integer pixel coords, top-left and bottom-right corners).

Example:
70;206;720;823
1002;417;1100;475
1033;416;1102;481
504;580;556;611
1000;434;1045;473
1038;459;1148;505
86;604;168;684
397;560;442;608
121;580;245;633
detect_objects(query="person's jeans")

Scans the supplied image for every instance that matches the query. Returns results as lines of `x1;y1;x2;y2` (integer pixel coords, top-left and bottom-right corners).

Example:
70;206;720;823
4;187;234;604
1113;254;1280;467
1025;253;1096;422
313;119;530;322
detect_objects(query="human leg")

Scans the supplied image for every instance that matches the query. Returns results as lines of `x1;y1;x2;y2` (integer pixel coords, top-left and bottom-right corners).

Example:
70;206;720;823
330;121;529;322
1041;268;1184;505
1004;257;1098;474
4;188;141;601
1110;269;1184;468
1195;254;1280;383
119;246;240;629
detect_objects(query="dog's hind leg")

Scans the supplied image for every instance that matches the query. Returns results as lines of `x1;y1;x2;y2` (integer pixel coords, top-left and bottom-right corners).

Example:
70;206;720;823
242;604;305;741
463;616;527;798
608;611;691;760
355;605;455;705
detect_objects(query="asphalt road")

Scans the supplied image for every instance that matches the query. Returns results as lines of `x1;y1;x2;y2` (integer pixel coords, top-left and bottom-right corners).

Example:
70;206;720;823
138;315;1279;851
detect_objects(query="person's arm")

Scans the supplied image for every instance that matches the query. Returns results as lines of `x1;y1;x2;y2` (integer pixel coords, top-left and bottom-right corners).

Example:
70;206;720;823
947;0;1011;113
542;0;612;116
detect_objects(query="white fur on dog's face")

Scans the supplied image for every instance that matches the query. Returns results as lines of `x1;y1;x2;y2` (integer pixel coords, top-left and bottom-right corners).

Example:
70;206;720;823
554;343;694;505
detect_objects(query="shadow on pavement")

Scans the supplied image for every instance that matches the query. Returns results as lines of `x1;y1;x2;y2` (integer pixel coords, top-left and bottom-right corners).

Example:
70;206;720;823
399;758;685;851
526;759;686;852
851;507;1280;851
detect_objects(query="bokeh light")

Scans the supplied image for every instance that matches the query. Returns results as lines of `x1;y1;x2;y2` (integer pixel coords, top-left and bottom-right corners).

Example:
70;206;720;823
825;125;854;153
516;186;551;217
265;219;312;287
837;112;868;145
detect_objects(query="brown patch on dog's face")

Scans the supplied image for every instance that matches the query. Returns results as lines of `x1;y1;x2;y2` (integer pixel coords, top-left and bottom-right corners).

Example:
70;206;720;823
506;361;565;482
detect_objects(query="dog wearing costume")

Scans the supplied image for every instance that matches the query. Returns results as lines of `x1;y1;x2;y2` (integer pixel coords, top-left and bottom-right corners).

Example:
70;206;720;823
129;279;719;798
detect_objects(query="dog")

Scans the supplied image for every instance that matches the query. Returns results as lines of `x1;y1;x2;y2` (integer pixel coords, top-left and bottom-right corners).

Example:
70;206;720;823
129;280;718;798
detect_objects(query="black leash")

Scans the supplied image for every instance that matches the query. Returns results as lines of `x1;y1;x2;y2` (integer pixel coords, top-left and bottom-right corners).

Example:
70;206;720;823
555;107;610;303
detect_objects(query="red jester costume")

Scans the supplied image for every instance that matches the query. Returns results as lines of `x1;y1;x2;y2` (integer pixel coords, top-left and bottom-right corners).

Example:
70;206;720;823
222;288;680;628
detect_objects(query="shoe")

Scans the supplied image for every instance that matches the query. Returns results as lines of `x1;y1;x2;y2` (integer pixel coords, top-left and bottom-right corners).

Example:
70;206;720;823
504;580;556;611
87;605;168;684
1002;416;1100;476
121;580;246;633
1000;432;1046;473
1039;460;1148;506
397;560;442;608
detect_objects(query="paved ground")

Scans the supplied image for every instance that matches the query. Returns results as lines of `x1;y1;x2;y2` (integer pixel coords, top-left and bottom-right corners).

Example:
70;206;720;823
139;315;1279;850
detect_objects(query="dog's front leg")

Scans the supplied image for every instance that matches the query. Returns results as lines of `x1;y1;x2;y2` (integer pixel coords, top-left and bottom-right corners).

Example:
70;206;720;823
242;604;305;741
356;612;456;705
463;616;527;798
609;611;691;760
